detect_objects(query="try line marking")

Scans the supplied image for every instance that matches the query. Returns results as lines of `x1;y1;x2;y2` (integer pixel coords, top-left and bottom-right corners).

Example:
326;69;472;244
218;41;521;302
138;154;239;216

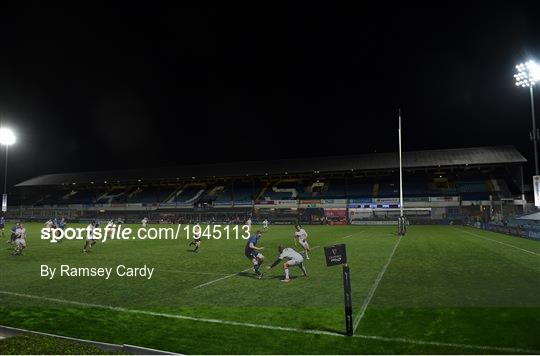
353;235;402;333
458;228;540;257
0;290;536;354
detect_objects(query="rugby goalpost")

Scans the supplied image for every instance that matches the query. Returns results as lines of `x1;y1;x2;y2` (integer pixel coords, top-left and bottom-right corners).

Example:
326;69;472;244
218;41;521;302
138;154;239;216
398;109;406;236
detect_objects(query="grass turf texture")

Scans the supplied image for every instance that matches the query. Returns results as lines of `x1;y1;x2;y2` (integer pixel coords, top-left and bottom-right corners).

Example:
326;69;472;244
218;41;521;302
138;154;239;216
0;223;539;354
0;334;123;354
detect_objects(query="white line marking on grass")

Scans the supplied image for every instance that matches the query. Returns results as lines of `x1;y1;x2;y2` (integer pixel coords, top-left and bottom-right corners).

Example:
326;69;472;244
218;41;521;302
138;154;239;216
353;235;402;332
352;333;539;354
458;228;540;257
193;268;253;289
0;290;537;354
0;290;339;337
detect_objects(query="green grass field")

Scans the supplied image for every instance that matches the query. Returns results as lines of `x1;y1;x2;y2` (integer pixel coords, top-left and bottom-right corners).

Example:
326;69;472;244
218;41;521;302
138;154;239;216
0;223;539;354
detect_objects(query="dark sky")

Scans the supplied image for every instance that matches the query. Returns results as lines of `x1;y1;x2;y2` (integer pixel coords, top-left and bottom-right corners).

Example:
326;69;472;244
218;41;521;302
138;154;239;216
0;3;539;185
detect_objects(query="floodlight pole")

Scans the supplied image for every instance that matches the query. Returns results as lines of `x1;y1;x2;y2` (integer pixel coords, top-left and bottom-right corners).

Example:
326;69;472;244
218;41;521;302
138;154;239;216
3;145;8;195
530;85;539;175
398;109;404;217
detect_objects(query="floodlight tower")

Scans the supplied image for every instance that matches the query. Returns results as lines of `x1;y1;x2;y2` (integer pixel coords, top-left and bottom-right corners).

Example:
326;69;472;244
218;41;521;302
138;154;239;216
0;127;16;212
514;60;540;175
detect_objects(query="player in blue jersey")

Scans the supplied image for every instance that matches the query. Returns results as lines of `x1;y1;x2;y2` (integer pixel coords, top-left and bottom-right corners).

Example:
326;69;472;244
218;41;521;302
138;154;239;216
0;216;4;237
57;218;66;243
8;223;21;244
244;230;264;279
58;218;66;230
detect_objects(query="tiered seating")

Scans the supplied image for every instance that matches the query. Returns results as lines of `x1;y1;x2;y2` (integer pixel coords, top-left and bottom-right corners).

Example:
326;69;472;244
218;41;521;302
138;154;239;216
212;186;233;205
377;181;400;198
174;184;206;204
456;180;489;200
322;180;346;198
35;190;71;205
63;189;102;204
347;182;373;198
96;187;127;204
262;181;302;200
232;181;254;203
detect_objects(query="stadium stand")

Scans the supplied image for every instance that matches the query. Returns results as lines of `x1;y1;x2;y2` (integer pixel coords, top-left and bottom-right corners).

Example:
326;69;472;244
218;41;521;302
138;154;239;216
6;146;529;224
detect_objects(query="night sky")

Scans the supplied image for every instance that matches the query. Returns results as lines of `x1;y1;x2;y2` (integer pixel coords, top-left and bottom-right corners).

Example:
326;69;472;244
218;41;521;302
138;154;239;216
0;3;539;186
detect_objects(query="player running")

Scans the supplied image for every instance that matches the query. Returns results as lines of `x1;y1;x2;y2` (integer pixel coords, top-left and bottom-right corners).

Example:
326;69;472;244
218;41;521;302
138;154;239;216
12;223;27;256
45;219;53;229
262;219;269;230
83;221;99;253
7;223;21;245
244;230;264;279
141;217;148;227
267;245;307;282
294;225;310;259
188;225;202;253
56;218;66;243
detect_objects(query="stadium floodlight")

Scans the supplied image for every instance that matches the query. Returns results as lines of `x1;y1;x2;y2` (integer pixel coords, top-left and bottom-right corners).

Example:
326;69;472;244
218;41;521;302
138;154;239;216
0;127;16;212
0;128;16;146
514;61;540;87
514;60;540;175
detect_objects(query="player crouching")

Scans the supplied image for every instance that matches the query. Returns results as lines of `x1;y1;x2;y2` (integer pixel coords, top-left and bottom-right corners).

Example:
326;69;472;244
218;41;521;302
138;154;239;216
244;230;264;279
267;245;307;283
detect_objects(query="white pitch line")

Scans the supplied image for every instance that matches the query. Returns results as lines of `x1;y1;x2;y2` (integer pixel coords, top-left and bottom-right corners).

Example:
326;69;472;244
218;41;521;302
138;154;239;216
352;333;539;354
0;290;537;354
458;228;540;257
353;235;402;332
193;268;252;289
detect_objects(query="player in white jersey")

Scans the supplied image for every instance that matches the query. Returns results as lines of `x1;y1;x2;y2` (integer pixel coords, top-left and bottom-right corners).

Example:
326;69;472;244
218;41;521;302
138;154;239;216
141;217;148;227
44;219;55;241
246;217;252;228
83;221;99;253
188;224;202;253
267;245;307;282
294;225;310;259
12;224;27;255
262;219;269;230
45;219;53;229
105;220;116;236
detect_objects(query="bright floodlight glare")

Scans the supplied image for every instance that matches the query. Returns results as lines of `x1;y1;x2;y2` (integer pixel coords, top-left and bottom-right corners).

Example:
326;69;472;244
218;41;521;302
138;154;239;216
514;60;540;87
0;128;16;145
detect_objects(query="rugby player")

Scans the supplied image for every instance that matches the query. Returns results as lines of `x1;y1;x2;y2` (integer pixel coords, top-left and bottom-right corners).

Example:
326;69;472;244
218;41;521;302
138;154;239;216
294;225;310;259
244;230;264;279
267;245;307;282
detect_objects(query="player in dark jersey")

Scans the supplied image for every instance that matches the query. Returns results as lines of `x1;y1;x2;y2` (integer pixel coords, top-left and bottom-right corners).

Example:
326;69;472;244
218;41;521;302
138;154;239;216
0;216;5;237
244;230;264;279
188;225;202;253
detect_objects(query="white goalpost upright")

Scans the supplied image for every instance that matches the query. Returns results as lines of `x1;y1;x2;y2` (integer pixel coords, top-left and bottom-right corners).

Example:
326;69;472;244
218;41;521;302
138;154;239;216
398;109;404;218
398;109;406;235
